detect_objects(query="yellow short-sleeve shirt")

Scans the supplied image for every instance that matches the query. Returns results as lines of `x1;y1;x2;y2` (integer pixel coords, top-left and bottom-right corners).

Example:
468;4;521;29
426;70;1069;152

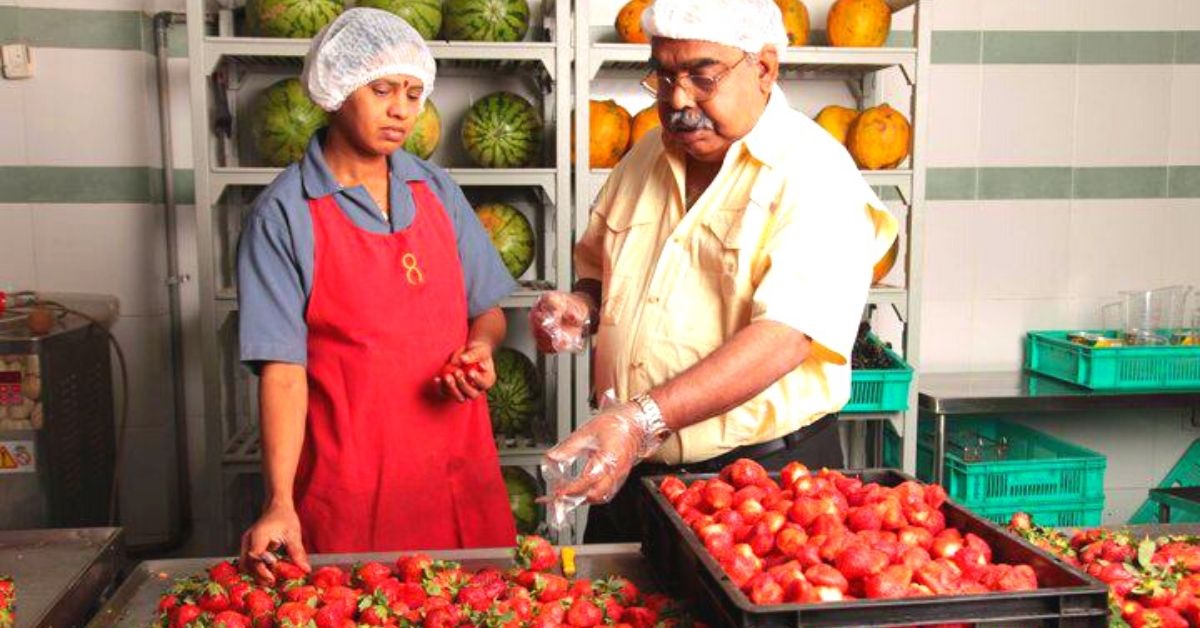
575;87;899;465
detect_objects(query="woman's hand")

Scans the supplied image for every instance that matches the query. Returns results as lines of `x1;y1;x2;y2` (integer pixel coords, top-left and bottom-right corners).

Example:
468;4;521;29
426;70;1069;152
436;341;497;402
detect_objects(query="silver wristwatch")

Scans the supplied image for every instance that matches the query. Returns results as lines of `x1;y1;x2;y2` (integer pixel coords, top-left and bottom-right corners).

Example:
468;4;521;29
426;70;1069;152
631;392;671;457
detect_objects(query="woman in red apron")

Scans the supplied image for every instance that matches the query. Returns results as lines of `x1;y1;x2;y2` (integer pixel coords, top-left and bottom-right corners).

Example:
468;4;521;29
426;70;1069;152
236;8;516;582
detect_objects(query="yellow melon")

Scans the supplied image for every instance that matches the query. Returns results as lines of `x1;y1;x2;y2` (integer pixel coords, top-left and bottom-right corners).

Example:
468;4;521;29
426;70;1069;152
846;104;910;170
572;100;633;168
774;0;810;47
827;0;891;48
629;105;660;148
814;105;860;145
615;0;651;44
873;237;899;284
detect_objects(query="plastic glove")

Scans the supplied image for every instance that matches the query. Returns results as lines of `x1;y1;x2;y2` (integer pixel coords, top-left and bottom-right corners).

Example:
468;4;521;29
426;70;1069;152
529;291;594;354
540;391;666;527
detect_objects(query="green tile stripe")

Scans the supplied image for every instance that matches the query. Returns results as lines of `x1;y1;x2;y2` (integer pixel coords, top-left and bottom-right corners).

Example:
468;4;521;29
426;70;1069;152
0;167;195;204
935;30;1200;65
0;7;145;51
931;31;981;64
927;166;1200;201
983;32;1079;64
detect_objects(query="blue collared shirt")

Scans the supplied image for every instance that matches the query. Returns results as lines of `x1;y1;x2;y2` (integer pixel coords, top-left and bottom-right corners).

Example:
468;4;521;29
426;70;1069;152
236;131;517;367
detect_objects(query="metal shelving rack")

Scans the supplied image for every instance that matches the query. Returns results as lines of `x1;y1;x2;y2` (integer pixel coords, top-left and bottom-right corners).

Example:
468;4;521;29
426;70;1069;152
185;0;578;550
570;0;930;477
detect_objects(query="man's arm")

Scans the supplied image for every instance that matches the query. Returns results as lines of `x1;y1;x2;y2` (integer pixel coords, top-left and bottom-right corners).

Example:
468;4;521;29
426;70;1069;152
649;320;811;431
467;306;507;348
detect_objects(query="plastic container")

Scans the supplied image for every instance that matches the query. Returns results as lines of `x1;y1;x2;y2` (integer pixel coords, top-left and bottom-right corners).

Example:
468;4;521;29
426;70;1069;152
846;337;914;413
1130;438;1200;524
969;499;1105;528
915;419;1107;510
638;469;1109;627
1026;329;1200;390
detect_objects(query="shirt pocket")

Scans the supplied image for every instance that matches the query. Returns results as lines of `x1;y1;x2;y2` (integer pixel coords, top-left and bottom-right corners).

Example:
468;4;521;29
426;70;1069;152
697;208;746;297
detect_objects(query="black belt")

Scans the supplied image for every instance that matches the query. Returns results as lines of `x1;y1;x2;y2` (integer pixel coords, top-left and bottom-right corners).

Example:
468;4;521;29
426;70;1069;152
661;413;839;474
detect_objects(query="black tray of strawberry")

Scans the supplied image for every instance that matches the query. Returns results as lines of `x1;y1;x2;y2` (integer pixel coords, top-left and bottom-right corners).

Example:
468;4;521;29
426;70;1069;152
639;463;1110;627
86;541;700;627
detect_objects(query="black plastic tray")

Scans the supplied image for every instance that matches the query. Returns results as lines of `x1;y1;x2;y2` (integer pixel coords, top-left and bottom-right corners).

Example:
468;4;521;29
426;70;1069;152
639;469;1109;627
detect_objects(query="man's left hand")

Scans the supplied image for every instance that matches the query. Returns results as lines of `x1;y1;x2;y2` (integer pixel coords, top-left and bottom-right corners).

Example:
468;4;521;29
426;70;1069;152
436;341;496;402
543;401;651;504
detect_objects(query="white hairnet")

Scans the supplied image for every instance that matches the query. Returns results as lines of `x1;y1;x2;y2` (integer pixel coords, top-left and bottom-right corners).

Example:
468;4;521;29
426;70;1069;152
301;7;437;112
641;0;789;54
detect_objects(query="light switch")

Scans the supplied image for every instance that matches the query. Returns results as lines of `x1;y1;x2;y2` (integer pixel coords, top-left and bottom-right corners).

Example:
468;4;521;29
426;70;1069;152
2;44;34;79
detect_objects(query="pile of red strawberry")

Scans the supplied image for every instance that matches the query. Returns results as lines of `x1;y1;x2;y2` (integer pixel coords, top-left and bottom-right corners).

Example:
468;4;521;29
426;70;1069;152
154;536;701;628
659;460;1040;608
1009;512;1200;627
0;576;13;628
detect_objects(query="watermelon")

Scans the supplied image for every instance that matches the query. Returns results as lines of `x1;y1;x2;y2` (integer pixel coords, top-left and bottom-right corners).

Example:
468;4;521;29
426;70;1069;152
488;347;540;438
403;100;442;160
443;0;529;42
245;0;344;38
475;203;534;279
356;0;443;40
461;92;543;168
251;78;329;166
501;467;542;534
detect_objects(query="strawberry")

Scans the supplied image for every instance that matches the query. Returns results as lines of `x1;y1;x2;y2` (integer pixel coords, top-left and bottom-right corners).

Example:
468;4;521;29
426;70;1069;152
952;546;989;582
309;566;347;590
721;552;762;589
736;498;766;525
199;582;233;614
313;602;351;628
847;506;883;532
659;476;687;502
749;522;776;557
1130;608;1189;628
780;462;810;489
353;562;393;590
568;578;594;599
804;564;849;593
422;605;462;628
988;564;1038;592
930;530;963;559
533;573;569;603
271;560;308;583
275;601;316;627
875;496;907;530
733;485;768;507
566;597;603;627
724;459;769;489
818;528;851;562
915;560;960;595
789;498;825;527
210;561;241;586
595;576;640;605
158;594;180;614
455;583;493;612
317;586;357;610
395;554;430;583
1102;540;1137;564
746;573;785;605
171;604;203;628
864;565;912;599
516;535;558;572
835;545;889;580
760;510;787;535
833;476;863;497
283;585;318;606
1008;512;1032;532
623;606;658;628
227;581;253;612
775;524;808;557
923;484;948;510
794;542;823;568
898;526;933;550
245;589;276;618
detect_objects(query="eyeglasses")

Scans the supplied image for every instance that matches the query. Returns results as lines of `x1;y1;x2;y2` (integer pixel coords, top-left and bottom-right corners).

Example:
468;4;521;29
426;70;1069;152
640;54;750;102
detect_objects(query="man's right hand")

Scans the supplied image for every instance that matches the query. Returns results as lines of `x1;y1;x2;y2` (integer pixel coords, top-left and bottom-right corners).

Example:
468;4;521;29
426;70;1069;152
529;291;595;354
239;503;311;585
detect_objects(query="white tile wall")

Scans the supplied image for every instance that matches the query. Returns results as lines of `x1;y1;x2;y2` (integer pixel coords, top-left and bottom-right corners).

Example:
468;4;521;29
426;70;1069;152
980;0;1083;30
917;299;973;371
931;0;982;30
968;298;1071;370
926;66;982;167
1168;66;1200;166
0;204;36;290
118;423;179;544
31;203;169;316
110;314;174;429
0;81;27;165
21;49;152;166
1075;0;1179;30
1067;199;1170;298
1157;199;1200;289
972;201;1071;299
19;0;147;8
979;66;1077;166
1181;0;1200;28
1074;66;1172;167
922;201;976;301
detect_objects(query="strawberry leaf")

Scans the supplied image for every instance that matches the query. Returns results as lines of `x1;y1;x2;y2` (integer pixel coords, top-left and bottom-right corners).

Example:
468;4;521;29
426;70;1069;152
1138;537;1157;571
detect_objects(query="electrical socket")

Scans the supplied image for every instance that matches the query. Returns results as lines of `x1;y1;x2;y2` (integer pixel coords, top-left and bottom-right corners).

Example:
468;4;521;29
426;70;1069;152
2;44;34;79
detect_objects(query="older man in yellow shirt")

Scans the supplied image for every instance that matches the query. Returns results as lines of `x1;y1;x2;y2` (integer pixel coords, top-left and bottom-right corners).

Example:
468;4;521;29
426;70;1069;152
532;0;899;541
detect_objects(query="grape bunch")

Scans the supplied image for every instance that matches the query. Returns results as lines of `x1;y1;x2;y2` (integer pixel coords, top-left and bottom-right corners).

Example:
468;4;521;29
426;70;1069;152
850;322;894;370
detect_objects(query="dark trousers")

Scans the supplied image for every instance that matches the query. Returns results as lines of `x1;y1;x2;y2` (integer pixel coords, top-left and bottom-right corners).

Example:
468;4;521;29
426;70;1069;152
584;414;844;544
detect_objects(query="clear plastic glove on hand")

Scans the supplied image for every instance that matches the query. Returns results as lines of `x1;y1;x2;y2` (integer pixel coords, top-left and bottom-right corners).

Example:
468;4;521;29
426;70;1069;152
540;390;666;527
529;292;593;354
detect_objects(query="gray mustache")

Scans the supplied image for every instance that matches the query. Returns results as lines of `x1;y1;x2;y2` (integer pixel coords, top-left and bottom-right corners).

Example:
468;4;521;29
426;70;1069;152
666;109;715;132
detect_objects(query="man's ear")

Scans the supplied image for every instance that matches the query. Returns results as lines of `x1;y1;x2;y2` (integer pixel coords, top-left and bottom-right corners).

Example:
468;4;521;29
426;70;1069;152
756;46;780;93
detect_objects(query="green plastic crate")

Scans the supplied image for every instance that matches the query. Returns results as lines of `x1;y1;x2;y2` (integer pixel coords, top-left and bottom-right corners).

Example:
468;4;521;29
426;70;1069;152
845;336;913;413
1130;438;1200;524
968;499;1105;528
882;423;901;468
915;419;1107;509
1026;330;1200;391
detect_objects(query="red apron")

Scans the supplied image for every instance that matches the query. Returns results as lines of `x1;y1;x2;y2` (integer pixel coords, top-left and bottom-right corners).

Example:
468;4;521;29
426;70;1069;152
295;181;516;553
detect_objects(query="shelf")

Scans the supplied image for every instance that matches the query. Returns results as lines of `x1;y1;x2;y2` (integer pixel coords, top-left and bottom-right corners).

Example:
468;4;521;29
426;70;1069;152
586;41;915;82
588;169;912;204
210;167;559;201
201;37;558;79
222;423;552;473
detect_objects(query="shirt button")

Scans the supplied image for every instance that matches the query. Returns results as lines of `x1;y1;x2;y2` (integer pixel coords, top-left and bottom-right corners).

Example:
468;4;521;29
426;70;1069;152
648;296;659;304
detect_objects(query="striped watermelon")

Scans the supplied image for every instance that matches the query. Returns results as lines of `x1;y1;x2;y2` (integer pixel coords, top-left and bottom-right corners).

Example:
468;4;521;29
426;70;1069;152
488;347;540;439
475;203;534;279
251;78;329;167
356;0;443;40
403;100;442;160
461;92;543;168
443;0;529;42
501;467;542;534
245;0;343;38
